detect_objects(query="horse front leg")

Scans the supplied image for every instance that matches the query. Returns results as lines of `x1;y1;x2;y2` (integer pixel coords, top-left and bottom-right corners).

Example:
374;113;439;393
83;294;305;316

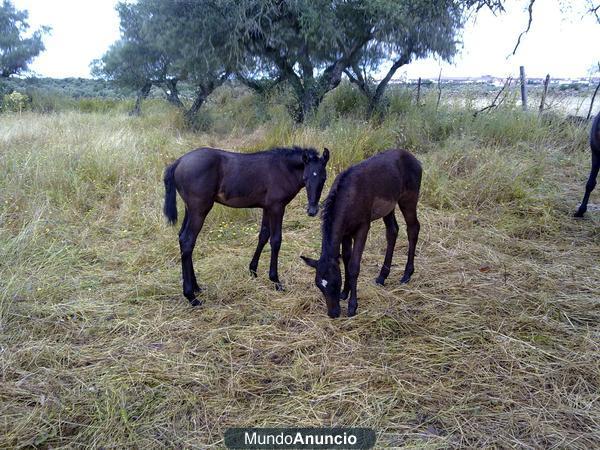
267;206;285;291
375;212;399;286
347;225;369;317
249;210;270;277
340;236;352;300
575;152;599;217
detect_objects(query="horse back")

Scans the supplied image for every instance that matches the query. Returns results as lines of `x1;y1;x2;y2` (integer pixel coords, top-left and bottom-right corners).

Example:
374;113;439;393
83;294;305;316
173;147;297;208
361;149;422;194
342;149;421;221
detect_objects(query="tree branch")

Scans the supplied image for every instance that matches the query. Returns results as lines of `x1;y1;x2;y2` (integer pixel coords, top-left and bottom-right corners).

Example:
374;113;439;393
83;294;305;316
511;0;536;55
473;76;512;117
589;1;600;23
371;51;412;105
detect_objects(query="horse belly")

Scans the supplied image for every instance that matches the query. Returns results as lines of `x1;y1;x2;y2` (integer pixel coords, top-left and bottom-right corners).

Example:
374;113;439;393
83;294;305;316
216;180;267;208
216;191;262;208
370;198;396;221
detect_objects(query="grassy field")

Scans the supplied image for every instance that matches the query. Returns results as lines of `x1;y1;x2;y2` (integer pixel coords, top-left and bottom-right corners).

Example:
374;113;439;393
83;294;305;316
1;90;599;448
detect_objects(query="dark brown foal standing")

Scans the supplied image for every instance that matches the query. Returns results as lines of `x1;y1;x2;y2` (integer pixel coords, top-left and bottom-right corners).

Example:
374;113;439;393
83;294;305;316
164;146;329;305
302;149;422;318
574;113;600;217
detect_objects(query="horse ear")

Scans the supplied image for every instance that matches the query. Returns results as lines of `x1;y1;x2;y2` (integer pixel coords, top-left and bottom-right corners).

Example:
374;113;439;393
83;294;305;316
300;255;318;269
322;147;330;164
302;150;310;164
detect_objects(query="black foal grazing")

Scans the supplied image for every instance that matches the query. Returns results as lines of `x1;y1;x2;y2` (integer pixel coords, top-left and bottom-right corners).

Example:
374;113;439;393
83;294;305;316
574;113;600;217
301;149;422;318
164;146;329;305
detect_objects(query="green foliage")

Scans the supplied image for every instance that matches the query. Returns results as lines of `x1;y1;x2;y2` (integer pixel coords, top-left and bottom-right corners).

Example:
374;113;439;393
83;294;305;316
0;0;49;77
313;82;368;127
89;0;512;122
2;90;29;112
94;0;239;118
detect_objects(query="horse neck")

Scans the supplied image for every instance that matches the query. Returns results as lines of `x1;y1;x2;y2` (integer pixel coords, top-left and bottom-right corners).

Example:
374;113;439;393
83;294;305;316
321;212;342;259
280;154;305;189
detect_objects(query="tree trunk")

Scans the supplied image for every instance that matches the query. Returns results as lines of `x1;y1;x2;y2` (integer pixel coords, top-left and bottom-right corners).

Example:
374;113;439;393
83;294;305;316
282;33;369;123
347;53;411;118
539;74;550;115
300;85;319;123
129;82;152;116
184;91;207;123
183;73;230;125
293;70;345;123
163;79;184;108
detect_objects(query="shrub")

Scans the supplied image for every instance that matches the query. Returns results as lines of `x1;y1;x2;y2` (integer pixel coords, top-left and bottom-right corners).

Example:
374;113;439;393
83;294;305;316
2;91;30;112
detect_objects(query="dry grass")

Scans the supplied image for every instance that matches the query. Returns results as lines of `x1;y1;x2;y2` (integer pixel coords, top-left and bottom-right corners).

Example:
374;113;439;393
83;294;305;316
0;108;599;448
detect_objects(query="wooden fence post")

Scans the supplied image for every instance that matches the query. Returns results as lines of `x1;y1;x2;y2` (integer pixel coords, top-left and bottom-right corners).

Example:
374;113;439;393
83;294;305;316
520;65;528;111
436;70;442;110
587;80;600;120
416;77;421;105
539;74;550;115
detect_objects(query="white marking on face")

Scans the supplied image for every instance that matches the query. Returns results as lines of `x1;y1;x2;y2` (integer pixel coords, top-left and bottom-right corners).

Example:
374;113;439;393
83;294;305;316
312;172;317;176
321;279;328;288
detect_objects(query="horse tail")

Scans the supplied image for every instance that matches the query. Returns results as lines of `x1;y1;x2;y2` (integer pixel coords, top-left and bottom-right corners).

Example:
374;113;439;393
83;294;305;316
163;160;179;225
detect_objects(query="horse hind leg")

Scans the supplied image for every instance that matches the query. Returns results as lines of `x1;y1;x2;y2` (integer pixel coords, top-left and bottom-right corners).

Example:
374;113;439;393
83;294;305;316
179;208;201;293
179;202;213;306
375;212;399;286
398;194;420;284
575;151;599;217
178;208;189;238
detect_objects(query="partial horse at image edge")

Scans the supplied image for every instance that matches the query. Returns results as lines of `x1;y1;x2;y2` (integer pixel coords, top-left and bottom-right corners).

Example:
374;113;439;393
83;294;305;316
574;113;600;217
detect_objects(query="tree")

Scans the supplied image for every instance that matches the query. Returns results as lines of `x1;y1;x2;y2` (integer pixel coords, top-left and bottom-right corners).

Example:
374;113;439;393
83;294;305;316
343;0;511;116
150;0;237;121
344;1;466;115
237;0;372;122
91;1;179;115
93;0;237;120
236;0;505;121
0;0;49;77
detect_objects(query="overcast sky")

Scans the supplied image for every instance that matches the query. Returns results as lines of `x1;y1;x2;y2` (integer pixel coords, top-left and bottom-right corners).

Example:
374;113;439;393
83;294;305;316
13;0;600;80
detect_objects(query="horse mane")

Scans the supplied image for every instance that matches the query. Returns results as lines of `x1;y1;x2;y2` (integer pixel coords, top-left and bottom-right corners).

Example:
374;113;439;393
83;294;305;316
321;167;354;250
265;146;319;161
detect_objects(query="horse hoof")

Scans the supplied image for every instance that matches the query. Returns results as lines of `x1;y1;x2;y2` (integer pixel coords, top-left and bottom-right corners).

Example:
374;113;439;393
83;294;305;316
375;277;385;286
340;291;349;301
249;268;258;278
400;275;411;284
189;298;203;307
274;282;284;291
348;308;357;317
573;211;585;218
